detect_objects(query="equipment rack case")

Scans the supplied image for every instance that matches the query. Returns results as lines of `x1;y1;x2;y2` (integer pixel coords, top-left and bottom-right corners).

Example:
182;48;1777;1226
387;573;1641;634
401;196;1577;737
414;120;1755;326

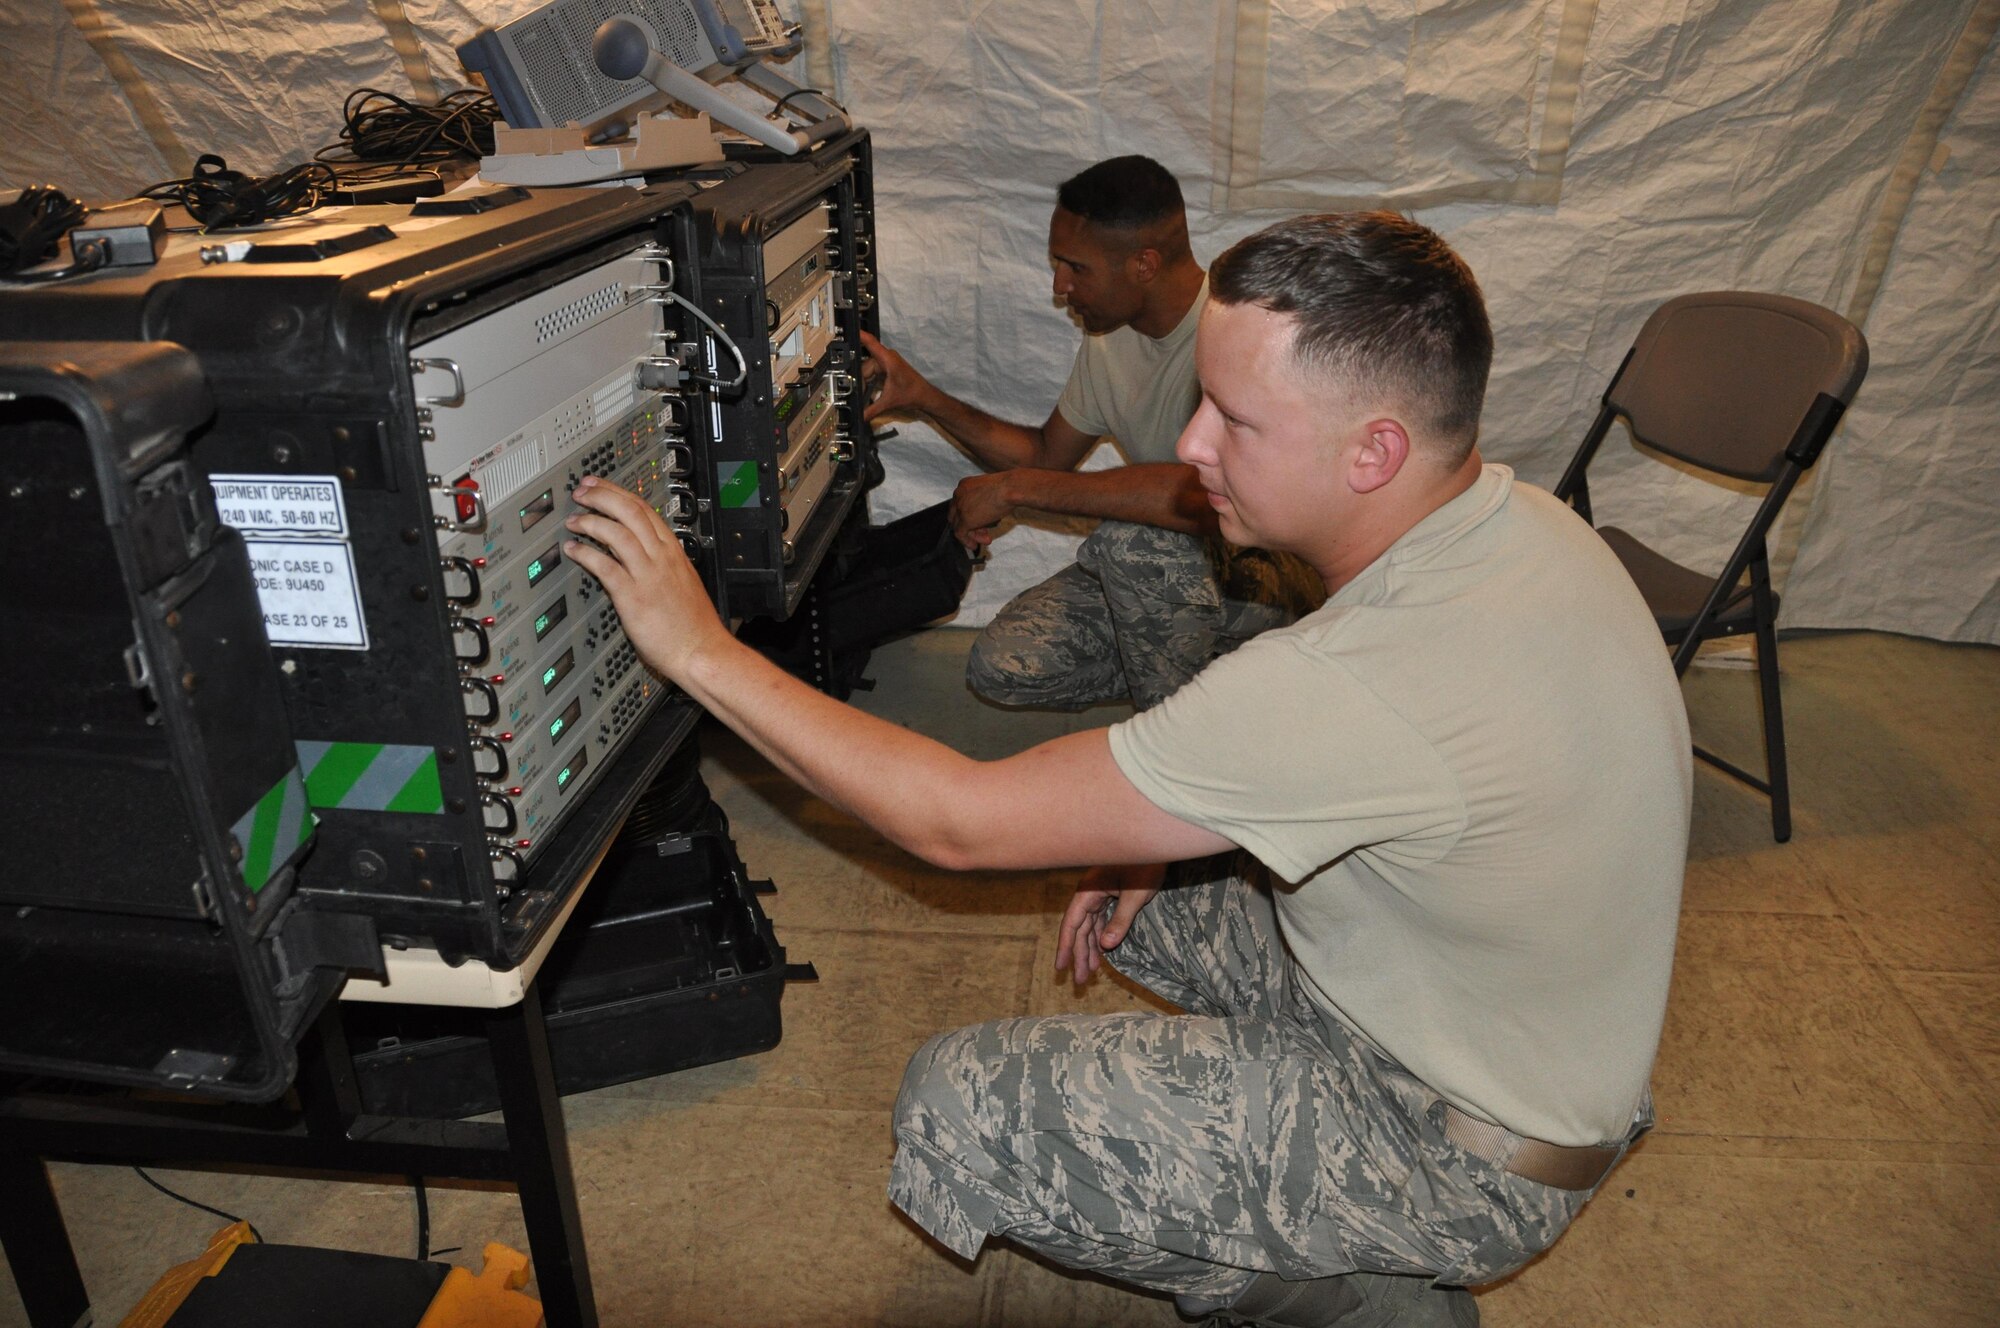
683;129;884;622
0;185;713;980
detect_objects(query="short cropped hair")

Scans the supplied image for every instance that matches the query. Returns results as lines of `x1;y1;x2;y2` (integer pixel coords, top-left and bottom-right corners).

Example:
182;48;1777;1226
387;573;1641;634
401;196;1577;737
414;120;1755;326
1210;212;1492;459
1056;156;1186;232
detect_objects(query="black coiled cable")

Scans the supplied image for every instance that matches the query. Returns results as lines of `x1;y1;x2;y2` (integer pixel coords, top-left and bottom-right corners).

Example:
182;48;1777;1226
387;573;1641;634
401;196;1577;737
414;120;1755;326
0;185;91;279
140;154;340;229
316;87;499;171
130;88;497;233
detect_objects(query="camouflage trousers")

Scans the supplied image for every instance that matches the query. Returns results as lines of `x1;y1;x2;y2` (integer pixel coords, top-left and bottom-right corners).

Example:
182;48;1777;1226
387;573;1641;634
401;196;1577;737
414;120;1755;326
888;865;1630;1301
967;521;1325;712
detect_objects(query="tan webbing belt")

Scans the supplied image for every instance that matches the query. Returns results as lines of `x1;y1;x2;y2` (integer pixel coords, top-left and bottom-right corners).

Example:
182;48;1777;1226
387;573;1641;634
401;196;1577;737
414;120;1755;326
1441;1105;1625;1192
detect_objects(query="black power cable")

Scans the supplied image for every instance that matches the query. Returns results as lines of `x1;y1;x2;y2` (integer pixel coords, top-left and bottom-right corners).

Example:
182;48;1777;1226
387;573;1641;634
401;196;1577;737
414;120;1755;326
132;1166;264;1243
131;88;498;234
138;1165;469;1262
136;1166;472;1263
0;185;98;281
316;88;499;173
771;86;845;120
139;154;340;230
411;1177;460;1261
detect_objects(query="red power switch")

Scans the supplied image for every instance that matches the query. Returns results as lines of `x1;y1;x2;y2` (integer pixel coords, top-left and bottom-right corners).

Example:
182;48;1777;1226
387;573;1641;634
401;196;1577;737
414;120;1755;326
453;475;480;524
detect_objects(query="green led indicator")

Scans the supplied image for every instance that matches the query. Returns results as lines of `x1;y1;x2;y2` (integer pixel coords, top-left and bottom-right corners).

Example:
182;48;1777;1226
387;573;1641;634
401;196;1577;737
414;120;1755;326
549;715;566;740
535;612;551;635
542;664;559;688
558;764;574;788
528;557;545;581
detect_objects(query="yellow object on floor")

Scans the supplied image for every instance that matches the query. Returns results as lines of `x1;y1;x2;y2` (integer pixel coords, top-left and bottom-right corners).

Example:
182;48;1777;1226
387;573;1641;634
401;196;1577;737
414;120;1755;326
416;1243;544;1328
116;1223;539;1328
116;1222;258;1327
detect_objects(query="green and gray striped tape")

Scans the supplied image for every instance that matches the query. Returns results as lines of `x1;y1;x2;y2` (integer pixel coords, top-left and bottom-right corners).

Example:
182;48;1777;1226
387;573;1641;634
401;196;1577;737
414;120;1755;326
297;740;444;814
228;742;445;893
229;765;314;894
717;459;761;508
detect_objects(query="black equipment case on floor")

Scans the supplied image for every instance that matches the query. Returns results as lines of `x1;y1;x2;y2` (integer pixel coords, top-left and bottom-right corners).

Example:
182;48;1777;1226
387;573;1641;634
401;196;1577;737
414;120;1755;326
740;498;974;697
346;746;805;1119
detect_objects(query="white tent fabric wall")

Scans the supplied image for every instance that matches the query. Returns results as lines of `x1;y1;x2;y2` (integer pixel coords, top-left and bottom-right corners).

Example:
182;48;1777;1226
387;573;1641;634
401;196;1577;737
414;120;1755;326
2;0;1993;643
817;0;2000;644
1781;27;2000;641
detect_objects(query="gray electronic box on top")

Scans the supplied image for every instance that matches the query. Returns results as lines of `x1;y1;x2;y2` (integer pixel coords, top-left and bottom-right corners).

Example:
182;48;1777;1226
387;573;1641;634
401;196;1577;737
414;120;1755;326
460;0;798;137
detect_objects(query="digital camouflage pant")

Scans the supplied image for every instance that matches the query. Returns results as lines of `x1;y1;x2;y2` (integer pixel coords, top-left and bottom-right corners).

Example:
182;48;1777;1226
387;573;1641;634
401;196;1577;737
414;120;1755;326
966;521;1326;712
888;866;1632;1301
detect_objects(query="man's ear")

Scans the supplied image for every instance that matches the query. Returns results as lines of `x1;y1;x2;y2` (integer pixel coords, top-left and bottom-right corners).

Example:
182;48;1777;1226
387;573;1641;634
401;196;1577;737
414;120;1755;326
1130;246;1162;284
1348;418;1411;494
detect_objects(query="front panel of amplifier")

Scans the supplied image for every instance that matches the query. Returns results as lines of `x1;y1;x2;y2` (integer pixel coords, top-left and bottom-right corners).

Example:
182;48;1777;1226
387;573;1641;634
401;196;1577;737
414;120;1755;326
412;241;702;877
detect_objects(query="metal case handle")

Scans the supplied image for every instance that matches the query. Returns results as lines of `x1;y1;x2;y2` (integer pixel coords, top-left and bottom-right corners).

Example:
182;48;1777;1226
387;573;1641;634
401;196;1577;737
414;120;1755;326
410;357;466;408
460;676;500;724
480;791;518;835
440;555;481;604
428;474;487;534
450;616;491;668
469;735;509;779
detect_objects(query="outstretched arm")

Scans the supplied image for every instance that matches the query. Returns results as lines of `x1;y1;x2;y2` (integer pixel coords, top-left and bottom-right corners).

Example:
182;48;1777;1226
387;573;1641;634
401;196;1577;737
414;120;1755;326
950;462;1219;549
861;330;1099;473
561;478;1234;872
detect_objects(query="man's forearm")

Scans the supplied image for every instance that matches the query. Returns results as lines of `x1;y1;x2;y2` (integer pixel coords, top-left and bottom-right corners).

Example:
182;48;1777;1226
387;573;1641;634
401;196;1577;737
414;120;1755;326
672;633;1231;874
913;383;1048;471
994;463;1218;536
678;634;986;865
558;473;1232;872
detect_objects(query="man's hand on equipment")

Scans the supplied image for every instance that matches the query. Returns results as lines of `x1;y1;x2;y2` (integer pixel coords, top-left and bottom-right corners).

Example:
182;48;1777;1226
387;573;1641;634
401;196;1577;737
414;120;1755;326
1055;862;1166;985
562;477;731;683
949;471;1015;551
859;329;931;424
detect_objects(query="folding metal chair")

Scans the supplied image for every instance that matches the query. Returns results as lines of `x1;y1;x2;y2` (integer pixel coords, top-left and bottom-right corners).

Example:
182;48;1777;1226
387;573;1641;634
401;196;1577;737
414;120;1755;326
1553;292;1869;842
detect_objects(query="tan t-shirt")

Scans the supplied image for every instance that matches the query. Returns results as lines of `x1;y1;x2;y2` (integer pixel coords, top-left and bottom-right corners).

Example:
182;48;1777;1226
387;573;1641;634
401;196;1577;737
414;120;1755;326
1109;467;1692;1146
1055;277;1207;463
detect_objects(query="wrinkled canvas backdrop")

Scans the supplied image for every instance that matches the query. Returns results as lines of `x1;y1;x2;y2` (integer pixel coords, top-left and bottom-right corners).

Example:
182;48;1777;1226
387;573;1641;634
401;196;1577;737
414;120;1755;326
5;0;1994;641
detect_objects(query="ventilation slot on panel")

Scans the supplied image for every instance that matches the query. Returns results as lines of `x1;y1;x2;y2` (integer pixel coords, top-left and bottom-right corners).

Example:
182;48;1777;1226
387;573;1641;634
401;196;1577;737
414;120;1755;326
515;15;596;125
600;0;706;68
648;0;706;64
474;438;549;506
592;375;636;428
535;282;626;343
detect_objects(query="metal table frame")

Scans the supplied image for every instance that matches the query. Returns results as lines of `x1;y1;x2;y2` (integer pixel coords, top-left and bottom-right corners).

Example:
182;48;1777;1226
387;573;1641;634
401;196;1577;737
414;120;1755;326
0;981;596;1328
